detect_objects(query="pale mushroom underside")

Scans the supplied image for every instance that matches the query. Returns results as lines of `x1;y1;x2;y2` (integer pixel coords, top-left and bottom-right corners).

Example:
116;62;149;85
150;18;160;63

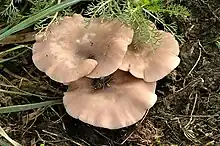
63;70;157;129
119;31;180;82
32;14;133;83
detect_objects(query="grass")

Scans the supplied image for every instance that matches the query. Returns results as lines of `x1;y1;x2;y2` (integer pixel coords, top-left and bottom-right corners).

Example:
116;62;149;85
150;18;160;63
0;0;84;144
0;100;62;114
0;0;85;40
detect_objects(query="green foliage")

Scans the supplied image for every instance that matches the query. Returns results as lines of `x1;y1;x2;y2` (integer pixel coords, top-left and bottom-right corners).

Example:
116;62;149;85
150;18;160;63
141;0;190;42
119;5;160;45
134;0;190;18
29;0;56;14
0;0;58;24
87;0;190;43
0;0;190;43
29;0;57;30
134;0;161;6
146;4;190;17
0;0;77;31
86;0;159;45
0;0;83;40
0;0;22;23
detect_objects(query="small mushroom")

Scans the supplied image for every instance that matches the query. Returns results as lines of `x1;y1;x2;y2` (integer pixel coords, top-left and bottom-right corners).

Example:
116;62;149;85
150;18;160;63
32;14;133;83
63;70;157;129
119;30;180;82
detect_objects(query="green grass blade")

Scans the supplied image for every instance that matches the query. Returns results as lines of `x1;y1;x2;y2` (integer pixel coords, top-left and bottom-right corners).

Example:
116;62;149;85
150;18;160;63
0;45;28;56
0;0;85;40
0;100;62;114
0;24;14;35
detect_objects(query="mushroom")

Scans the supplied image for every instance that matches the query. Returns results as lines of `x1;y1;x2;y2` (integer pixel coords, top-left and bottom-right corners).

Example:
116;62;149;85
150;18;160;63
32;14;133;83
119;30;180;82
63;70;157;129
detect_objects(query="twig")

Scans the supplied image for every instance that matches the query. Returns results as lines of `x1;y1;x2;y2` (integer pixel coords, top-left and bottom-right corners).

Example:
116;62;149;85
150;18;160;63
120;110;149;145
201;0;220;22
187;40;202;76
176;118;199;143
165;120;181;142
184;94;198;129
35;130;69;144
22;66;40;82
38;0;61;34
22;114;38;137
35;130;46;143
3;68;29;81
46;0;61;31
50;107;66;130
172;114;219;119
42;130;84;146
175;77;204;93
0;49;29;63
120;131;135;145
93;129;114;145
142;8;175;36
22;108;46;137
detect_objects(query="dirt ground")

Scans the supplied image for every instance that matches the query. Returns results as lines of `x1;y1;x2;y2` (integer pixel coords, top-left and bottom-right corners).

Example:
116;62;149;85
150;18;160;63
0;0;220;145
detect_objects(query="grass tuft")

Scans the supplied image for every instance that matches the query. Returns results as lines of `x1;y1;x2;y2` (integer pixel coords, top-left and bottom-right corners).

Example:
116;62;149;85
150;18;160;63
0;0;85;41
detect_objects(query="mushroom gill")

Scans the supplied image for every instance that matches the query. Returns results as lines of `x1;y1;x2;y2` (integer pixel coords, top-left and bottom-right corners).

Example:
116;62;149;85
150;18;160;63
63;70;157;129
119;30;180;82
32;14;133;83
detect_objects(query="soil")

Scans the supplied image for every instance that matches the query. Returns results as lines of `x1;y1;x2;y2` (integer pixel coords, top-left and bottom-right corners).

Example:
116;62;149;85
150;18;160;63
0;0;220;146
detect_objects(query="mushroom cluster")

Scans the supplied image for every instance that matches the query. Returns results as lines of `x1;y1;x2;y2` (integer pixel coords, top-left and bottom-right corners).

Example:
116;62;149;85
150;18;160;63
32;14;180;129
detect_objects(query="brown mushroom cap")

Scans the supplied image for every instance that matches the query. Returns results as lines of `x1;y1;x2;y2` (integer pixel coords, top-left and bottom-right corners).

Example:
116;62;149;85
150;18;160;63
63;70;157;129
119;30;180;82
32;14;133;83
